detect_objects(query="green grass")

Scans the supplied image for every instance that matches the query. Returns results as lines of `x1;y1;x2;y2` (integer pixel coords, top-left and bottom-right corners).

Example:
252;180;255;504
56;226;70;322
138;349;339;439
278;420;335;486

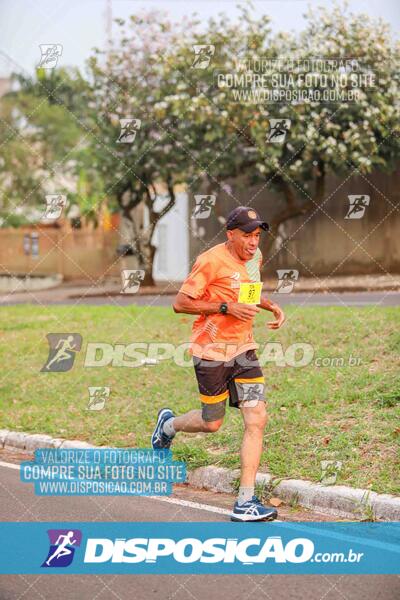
0;304;399;495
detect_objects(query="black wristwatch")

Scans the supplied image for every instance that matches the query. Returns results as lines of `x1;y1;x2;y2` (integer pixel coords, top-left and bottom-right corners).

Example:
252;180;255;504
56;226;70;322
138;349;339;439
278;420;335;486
219;302;228;314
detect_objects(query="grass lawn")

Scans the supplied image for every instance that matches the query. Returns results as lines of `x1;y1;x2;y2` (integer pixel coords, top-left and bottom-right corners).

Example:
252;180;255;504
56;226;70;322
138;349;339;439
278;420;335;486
0;303;399;495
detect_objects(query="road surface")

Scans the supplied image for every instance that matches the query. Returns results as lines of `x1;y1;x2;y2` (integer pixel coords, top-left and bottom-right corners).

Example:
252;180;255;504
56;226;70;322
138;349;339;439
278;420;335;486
1;291;400;306
0;452;399;600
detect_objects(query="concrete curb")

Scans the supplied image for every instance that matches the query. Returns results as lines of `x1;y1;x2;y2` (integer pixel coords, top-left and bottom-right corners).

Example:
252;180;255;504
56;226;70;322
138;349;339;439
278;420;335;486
2;429;399;520
0;429;95;451
0;273;63;293
187;466;400;521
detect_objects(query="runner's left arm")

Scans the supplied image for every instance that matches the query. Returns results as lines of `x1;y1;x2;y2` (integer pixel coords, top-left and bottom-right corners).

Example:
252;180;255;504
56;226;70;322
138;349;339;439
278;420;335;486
257;296;285;329
257;251;285;329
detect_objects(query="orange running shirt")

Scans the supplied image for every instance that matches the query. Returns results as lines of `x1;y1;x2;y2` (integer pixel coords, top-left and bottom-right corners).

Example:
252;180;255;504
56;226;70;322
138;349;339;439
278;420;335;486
179;242;263;361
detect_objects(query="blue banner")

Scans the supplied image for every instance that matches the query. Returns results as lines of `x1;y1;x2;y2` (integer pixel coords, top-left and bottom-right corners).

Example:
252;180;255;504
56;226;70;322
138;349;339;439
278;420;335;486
0;522;398;574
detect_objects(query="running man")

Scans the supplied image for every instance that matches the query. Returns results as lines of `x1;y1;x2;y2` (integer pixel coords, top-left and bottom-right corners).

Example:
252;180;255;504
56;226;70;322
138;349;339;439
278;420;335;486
45;531;77;566
267;119;289;142
117;120;139;143
152;206;285;522
346;195;369;218
45;335;77;371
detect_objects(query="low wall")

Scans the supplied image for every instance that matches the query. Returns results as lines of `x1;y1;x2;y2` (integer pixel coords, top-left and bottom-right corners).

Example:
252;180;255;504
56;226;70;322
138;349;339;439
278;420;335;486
0;228;121;281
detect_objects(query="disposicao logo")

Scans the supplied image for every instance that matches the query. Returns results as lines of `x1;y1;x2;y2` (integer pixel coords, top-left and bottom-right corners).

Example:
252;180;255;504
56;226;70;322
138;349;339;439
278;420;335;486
83;536;314;564
41;529;82;568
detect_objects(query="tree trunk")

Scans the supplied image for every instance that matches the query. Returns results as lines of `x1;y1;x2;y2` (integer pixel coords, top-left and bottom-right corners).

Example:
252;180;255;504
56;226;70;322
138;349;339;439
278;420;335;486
117;177;176;287
143;177;176;286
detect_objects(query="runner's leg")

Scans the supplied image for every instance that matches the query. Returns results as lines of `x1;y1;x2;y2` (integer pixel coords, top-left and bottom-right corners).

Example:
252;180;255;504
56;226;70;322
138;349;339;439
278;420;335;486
173;410;223;433
239;400;268;487
228;350;267;499
170;357;227;433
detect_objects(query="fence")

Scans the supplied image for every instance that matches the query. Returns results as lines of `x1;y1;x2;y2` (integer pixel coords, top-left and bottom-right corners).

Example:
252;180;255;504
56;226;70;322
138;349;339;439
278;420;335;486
189;166;400;276
0;227;121;281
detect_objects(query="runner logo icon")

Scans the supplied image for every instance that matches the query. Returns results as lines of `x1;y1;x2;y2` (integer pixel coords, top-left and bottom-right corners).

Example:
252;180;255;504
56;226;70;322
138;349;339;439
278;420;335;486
41;529;82;568
41;333;82;372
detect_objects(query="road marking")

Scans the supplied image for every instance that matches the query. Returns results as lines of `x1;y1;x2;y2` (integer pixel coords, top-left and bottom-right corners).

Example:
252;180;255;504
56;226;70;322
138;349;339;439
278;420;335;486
151;497;282;521
0;461;281;520
150;495;232;516
0;460;20;471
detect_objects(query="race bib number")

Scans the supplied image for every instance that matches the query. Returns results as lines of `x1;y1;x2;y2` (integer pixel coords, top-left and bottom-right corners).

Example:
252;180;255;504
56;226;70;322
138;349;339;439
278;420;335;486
238;282;262;304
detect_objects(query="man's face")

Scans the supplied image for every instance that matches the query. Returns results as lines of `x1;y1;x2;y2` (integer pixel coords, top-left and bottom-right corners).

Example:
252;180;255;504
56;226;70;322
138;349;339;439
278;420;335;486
226;227;261;260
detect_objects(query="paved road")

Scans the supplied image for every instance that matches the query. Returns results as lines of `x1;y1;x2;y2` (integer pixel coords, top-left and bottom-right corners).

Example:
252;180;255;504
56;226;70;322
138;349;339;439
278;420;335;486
108;290;400;307
0;459;399;600
1;291;399;306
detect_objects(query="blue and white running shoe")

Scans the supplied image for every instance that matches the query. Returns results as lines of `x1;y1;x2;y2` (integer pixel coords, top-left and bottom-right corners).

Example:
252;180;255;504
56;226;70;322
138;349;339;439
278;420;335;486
231;496;278;522
151;408;176;449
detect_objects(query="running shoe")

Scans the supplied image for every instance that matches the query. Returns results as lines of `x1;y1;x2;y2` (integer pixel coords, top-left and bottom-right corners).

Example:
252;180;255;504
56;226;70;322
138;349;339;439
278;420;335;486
151;408;176;449
230;495;278;522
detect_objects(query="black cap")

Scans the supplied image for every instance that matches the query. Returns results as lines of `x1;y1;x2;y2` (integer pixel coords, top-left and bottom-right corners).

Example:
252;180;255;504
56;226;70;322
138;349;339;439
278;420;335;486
226;206;269;233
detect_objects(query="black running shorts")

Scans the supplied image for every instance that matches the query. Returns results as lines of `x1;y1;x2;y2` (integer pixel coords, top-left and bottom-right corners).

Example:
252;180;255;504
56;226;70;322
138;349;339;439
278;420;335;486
193;349;265;422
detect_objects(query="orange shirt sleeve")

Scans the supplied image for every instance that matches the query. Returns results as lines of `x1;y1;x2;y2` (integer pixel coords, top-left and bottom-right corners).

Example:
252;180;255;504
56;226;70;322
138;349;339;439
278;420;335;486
179;254;214;299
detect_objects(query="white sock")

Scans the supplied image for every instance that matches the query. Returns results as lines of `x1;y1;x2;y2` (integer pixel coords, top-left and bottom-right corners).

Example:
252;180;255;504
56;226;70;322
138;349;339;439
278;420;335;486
162;417;176;437
237;486;254;506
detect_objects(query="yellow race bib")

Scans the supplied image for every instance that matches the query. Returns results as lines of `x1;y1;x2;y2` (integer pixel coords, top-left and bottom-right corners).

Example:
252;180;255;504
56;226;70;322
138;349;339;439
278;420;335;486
238;282;262;304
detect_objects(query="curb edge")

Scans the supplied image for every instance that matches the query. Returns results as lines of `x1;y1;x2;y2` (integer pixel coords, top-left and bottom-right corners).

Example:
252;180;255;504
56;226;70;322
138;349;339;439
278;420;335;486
1;429;399;520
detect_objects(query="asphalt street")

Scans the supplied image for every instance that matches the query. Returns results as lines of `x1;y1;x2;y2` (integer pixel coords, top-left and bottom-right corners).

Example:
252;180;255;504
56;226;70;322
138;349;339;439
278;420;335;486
0;457;399;600
1;291;400;306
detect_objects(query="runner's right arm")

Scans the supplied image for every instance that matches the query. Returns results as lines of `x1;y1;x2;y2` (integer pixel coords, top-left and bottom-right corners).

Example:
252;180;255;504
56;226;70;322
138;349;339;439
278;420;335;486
173;292;259;322
174;252;259;321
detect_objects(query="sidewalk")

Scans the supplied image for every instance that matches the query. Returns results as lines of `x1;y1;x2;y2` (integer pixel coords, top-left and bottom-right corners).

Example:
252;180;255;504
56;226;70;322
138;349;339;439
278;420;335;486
0;278;180;304
271;273;400;293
